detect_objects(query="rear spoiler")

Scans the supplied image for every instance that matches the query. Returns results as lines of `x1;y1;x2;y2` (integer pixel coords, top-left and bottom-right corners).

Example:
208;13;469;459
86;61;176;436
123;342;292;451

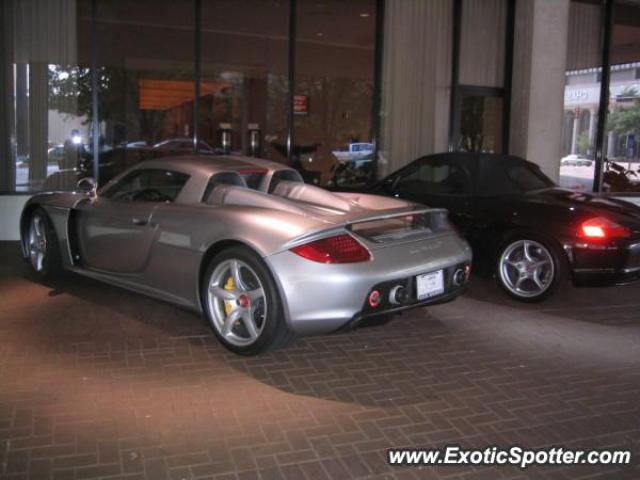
342;206;447;227
280;206;448;251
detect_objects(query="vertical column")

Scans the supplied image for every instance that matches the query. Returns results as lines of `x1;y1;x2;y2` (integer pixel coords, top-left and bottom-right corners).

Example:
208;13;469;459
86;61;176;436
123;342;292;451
509;0;570;182
28;62;49;188
607;130;616;158
588;107;597;156
15;64;29;157
571;112;579;154
0;0;16;192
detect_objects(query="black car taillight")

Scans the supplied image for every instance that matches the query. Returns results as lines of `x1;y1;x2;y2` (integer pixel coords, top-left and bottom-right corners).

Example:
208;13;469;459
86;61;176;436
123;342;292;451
579;216;631;239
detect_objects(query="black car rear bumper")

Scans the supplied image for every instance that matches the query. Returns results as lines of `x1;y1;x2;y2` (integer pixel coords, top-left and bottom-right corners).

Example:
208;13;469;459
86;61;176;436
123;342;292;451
570;239;640;286
573;266;640;286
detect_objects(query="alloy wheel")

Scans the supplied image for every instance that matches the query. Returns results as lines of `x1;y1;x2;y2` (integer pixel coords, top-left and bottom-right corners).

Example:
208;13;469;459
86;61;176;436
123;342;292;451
206;259;267;347
498;239;555;299
28;214;47;272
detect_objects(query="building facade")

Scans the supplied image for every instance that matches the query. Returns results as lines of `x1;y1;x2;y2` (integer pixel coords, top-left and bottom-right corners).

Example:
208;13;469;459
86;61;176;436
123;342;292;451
1;0;640;239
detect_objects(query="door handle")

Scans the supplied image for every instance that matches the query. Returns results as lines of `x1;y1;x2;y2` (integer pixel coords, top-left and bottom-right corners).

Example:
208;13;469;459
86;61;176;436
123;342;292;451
131;217;147;226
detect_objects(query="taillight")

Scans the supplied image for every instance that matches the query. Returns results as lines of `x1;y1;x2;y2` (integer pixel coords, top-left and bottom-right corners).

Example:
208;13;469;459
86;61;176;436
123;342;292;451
579;216;630;239
290;234;371;263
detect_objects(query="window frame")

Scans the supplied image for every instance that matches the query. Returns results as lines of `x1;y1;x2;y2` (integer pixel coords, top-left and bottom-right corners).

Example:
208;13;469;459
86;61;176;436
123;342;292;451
100;168;191;204
392;156;474;197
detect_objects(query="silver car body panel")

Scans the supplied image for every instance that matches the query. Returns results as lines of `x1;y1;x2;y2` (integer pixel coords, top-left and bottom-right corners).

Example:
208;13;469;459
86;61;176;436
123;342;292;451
20;155;472;334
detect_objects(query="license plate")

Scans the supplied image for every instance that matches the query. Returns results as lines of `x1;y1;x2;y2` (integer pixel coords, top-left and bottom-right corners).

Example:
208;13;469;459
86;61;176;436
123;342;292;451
416;270;444;300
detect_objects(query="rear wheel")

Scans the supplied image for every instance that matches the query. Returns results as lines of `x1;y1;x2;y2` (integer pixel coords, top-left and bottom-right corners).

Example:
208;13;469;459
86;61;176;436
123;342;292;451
201;246;295;355
496;236;567;302
27;208;62;279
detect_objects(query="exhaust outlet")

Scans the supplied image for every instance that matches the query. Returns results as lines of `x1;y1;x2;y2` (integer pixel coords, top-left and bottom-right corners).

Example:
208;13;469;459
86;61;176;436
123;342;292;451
452;268;465;287
389;285;409;305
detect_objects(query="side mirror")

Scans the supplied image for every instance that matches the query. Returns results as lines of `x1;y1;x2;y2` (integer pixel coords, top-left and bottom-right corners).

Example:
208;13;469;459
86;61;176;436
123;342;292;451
77;177;97;197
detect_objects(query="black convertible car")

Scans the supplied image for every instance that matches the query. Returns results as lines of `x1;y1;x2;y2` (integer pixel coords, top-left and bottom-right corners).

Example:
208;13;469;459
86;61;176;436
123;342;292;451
366;152;640;301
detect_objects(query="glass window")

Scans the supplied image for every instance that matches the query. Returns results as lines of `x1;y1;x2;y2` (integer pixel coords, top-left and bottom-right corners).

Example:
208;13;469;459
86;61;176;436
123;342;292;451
378;1;452;178
507;164;554;192
476;158;515;195
294;0;376;187
459;0;507;88
93;0;195;186
559;1;602;192
602;1;640;194
477;157;554;195
103;169;189;203
396;161;471;196
200;1;289;161
236;169;268;190
2;0;92;192
453;0;508;154
456;90;504;153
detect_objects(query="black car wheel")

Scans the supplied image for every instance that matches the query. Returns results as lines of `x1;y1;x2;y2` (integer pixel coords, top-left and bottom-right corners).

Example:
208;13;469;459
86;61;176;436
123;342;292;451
27;207;62;279
496;235;567;302
201;246;296;355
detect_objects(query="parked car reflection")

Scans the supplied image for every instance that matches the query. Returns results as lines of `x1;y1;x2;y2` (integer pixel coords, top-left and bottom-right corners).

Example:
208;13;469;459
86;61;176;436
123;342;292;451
153;138;215;155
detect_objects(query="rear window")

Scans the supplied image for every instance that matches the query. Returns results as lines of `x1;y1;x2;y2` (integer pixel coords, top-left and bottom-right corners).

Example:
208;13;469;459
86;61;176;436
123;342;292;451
507;164;554;192
477;157;554;195
237;169;268;189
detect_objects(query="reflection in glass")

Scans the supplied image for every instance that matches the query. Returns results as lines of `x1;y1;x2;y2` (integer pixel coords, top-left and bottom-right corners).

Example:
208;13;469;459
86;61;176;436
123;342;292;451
559;1;601;192
603;1;640;193
459;0;507;88
7;0;92;192
200;0;289;162
91;0;195;186
294;0;376;187
457;94;503;153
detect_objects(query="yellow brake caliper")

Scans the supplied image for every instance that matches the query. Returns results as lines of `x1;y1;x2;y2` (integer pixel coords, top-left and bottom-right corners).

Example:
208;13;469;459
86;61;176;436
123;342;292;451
223;275;235;315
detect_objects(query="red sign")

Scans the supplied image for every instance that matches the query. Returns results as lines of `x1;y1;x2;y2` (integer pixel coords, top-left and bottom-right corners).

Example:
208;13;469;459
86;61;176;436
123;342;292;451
294;95;309;115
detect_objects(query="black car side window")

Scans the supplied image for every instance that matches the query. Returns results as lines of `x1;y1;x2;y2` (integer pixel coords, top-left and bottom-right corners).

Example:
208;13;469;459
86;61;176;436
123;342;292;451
396;162;470;196
103;169;190;203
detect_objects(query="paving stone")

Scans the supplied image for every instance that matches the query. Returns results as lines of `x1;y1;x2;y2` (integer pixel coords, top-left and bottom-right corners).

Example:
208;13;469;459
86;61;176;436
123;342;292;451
0;242;639;479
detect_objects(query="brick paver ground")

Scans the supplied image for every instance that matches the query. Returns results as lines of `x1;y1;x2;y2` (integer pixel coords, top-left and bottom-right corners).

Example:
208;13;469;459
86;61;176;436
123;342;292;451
0;242;639;479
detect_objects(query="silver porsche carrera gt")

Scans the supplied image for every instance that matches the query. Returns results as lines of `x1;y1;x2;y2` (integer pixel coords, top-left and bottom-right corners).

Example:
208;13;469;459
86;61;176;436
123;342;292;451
20;155;472;354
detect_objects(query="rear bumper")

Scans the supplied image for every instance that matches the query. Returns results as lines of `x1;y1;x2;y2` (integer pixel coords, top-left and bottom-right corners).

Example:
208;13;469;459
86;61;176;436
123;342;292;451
265;233;472;335
573;266;640;286
569;238;640;286
338;285;466;331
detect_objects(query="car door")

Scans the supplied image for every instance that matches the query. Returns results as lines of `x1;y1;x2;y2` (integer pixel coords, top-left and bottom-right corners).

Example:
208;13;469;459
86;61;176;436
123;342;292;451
385;155;476;235
75;168;189;274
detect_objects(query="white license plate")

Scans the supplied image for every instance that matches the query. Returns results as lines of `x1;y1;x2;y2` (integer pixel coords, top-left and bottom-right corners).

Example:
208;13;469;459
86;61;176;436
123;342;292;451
416;270;444;300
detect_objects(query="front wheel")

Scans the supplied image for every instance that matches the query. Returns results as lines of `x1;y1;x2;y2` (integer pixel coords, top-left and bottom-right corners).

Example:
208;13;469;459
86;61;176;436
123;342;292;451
201;246;295;355
496;236;567;302
27;208;62;279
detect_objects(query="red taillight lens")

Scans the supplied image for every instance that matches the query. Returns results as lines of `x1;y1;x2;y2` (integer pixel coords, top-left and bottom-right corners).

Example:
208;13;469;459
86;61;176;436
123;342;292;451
579;216;630;239
290;234;371;263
